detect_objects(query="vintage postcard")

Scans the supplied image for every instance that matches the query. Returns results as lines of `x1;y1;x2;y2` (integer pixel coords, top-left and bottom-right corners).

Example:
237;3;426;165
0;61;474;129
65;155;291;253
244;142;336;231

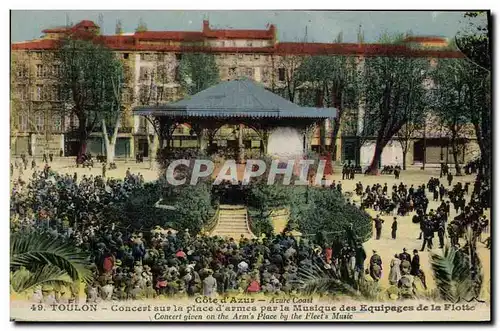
9;10;491;322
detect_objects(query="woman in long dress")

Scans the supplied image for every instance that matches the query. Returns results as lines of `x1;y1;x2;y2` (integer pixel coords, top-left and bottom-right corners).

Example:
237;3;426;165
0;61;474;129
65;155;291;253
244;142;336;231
389;254;402;285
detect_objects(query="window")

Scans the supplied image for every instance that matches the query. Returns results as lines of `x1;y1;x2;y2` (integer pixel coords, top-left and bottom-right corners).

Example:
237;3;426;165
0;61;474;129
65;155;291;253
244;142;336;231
36;85;43;100
139;67;149;81
17;65;27;78
278;68;286;82
123;53;129;59
18;114;28;131
246;41;253;47
18;85;27;100
254;54;259;60
36;64;43;78
52;85;62;101
229;67;237;77
52;114;62;131
35;113;44;131
41;86;50;101
156;86;164;101
245;67;253;78
139;117;147;132
175;54;182;61
52;64;60;77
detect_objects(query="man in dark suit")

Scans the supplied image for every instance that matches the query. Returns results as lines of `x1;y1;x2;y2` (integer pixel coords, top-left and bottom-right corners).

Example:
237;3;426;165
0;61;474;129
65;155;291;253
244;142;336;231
399;248;411;263
373;215;384;240
391;217;398;239
411;250;420;276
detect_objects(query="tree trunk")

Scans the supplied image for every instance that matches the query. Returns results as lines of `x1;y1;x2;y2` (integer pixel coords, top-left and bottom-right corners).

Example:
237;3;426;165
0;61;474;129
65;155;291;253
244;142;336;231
77;118;88;163
450;130;462;176
30;133;38;157
102;117;120;165
147;134;158;170
368;139;387;175
473;122;487;175
402;148;407;170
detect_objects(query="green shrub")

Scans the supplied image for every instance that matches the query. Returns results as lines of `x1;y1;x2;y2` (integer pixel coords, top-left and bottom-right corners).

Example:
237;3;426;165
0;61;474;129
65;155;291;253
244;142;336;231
292;188;372;241
248;208;274;237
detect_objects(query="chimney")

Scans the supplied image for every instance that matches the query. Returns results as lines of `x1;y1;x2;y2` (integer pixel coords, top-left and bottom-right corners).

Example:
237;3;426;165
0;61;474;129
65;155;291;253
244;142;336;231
269;24;276;41
203;20;210;32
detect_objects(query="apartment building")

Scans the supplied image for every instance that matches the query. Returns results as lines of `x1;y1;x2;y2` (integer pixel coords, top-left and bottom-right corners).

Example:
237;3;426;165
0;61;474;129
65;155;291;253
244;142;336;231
11;19;474;165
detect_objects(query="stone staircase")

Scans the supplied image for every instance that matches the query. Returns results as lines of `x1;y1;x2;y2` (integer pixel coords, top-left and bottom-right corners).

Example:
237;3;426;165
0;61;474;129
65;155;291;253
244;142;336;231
211;205;255;239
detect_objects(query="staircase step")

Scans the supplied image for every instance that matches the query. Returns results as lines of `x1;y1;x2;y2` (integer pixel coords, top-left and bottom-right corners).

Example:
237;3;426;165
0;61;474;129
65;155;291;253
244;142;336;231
211;206;255;238
216;227;248;232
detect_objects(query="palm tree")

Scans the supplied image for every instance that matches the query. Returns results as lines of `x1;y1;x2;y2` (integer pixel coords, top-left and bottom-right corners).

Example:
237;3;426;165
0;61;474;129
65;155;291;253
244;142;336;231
10;231;91;294
430;228;483;302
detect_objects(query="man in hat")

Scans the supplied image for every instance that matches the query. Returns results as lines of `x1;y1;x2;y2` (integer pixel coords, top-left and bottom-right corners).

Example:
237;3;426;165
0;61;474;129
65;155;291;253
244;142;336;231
447;172;453;187
373;215;384;240
399;248;411;263
391;217;398;239
411;250;420;276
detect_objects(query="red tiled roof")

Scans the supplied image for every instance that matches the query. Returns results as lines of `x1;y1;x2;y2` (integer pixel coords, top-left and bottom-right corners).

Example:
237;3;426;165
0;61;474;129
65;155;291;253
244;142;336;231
275;42;463;58
202;19;274;40
135;31;205;42
204;29;274;40
12;39;60;50
41;27;69;34
74;20;99;29
12;19;462;58
403;36;448;43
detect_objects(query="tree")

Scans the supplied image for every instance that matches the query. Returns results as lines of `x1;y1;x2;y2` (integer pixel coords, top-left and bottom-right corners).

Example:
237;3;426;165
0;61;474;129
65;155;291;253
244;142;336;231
10;231;91;294
115;19;123;35
430;229;483;302
455;11;491;175
178;53;219;96
361;35;429;174
101;61;124;164
275;54;305;103
136;18;148;33
56;38;124;162
456;11;490;71
297;55;360;158
396;107;426;170
431;58;475;175
136;54;174;169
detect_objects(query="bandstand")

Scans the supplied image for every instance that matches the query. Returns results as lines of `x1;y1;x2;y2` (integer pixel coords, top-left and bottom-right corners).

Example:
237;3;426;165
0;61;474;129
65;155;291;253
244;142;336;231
133;78;337;162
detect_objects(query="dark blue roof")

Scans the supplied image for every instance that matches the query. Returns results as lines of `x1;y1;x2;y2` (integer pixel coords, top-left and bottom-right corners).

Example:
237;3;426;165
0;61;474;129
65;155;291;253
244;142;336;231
133;79;336;119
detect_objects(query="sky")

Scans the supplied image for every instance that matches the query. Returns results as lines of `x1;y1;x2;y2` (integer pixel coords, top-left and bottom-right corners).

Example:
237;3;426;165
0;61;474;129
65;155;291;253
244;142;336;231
11;10;470;43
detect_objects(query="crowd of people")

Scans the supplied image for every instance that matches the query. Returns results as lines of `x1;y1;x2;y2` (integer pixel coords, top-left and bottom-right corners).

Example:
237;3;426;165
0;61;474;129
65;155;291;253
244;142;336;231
357;173;490;253
9;157;491;303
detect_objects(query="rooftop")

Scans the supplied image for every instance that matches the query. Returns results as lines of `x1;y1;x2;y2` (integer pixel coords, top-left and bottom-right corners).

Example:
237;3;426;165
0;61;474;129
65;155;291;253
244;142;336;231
11;19;462;58
134;78;336;119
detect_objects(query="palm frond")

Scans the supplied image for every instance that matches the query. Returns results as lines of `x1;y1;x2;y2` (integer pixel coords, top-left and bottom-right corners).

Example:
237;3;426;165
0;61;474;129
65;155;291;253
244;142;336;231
11;232;91;283
293;263;360;297
11;265;73;293
430;245;475;302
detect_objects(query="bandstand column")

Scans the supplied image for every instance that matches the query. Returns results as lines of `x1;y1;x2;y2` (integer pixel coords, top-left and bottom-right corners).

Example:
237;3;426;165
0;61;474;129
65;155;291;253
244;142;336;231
238;124;244;163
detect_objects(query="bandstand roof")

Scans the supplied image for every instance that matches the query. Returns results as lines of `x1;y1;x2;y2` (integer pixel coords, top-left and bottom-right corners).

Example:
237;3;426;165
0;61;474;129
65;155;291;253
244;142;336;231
133;78;336;119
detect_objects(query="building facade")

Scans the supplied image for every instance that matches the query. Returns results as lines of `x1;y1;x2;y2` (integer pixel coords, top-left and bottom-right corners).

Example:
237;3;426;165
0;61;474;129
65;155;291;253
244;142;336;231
11;19;476;165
